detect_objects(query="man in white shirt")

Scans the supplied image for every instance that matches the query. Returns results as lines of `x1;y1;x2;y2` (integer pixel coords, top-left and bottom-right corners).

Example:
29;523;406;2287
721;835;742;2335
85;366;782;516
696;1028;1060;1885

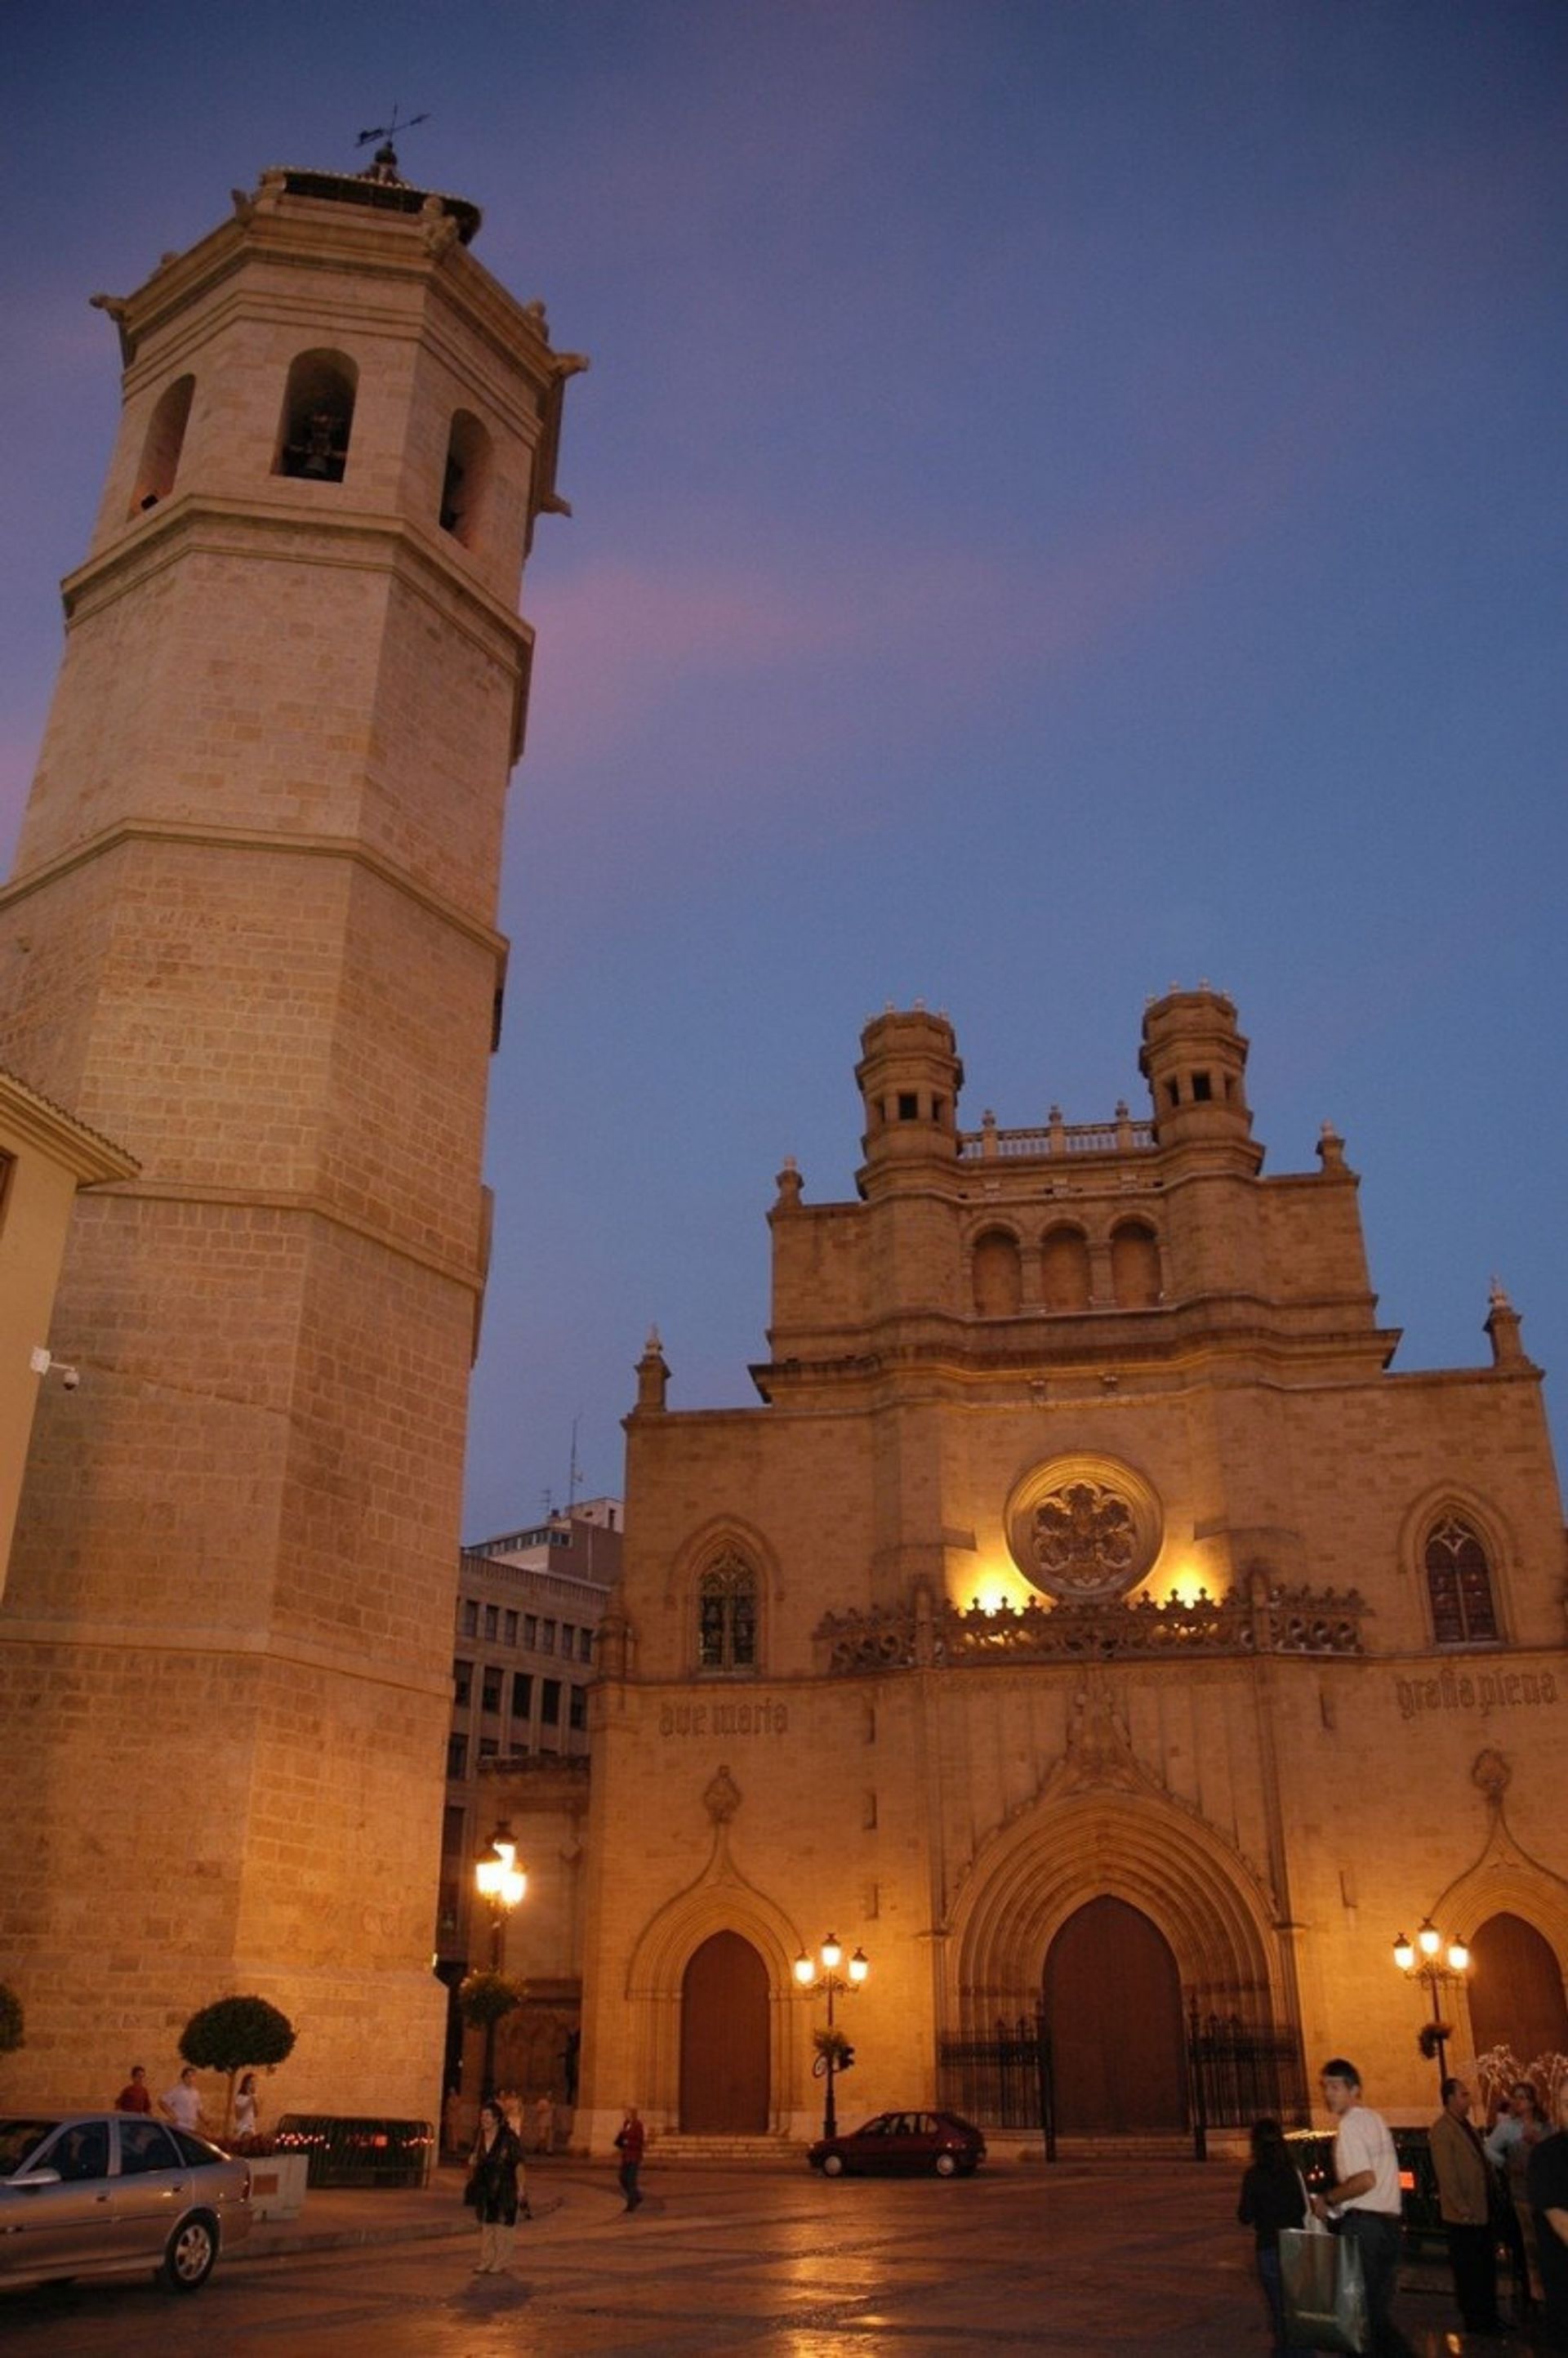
1312;2057;1414;2356
158;2065;205;2135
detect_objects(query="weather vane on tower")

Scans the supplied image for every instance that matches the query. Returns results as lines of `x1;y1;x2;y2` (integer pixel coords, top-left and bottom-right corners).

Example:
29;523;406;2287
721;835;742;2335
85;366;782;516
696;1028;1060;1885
355;104;431;181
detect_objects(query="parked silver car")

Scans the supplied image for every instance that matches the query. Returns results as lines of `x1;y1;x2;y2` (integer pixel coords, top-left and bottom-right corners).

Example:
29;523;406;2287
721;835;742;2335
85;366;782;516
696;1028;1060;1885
0;2112;252;2292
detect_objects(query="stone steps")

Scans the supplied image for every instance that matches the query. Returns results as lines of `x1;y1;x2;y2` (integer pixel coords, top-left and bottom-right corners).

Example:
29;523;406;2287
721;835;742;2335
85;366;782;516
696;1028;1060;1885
648;2135;804;2165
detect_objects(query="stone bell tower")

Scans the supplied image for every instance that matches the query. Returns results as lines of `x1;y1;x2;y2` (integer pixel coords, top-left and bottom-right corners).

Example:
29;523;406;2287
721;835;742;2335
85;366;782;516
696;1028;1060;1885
0;157;583;2112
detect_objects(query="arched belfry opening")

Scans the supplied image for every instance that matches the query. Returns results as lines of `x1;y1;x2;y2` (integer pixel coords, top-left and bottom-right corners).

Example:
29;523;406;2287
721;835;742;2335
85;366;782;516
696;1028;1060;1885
441;409;492;545
274;348;358;481
131;375;195;513
679;1930;769;2132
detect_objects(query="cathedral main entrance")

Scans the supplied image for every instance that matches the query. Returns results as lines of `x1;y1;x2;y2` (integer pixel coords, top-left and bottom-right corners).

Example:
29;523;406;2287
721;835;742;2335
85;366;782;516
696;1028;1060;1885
679;1930;769;2132
1468;1912;1568;2067
1044;1896;1187;2133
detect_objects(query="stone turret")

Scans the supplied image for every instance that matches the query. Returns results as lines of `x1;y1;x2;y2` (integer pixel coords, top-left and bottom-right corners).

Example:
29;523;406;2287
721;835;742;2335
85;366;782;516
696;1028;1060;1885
854;1004;963;1197
1138;985;1258;1166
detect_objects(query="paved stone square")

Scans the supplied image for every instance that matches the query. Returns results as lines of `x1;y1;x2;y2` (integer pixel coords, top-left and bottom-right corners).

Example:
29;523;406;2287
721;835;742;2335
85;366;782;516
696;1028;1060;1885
0;2160;1537;2356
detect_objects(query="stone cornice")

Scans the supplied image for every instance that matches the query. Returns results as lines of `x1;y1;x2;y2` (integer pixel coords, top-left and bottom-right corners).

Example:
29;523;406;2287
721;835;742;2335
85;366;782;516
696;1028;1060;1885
0;1064;138;1184
83;1175;483;1297
0;817;509;964
0;1616;452;1701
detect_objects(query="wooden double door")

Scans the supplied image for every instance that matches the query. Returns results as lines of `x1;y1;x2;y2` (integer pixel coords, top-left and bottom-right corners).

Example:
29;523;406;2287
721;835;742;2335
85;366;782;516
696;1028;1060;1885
1044;1896;1187;2133
679;1931;770;2133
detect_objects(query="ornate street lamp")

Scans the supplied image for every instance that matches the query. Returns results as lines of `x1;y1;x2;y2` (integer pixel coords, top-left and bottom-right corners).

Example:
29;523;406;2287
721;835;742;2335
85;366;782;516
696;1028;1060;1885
794;1935;869;2141
1392;1918;1469;2088
474;1821;527;2095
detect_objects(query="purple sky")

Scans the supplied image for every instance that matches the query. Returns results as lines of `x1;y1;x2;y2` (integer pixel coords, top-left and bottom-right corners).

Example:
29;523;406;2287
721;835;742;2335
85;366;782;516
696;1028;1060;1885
7;3;1566;1540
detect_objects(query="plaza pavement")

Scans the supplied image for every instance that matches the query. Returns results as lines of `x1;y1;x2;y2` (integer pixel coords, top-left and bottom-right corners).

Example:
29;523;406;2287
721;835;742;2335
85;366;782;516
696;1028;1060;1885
0;2155;1542;2356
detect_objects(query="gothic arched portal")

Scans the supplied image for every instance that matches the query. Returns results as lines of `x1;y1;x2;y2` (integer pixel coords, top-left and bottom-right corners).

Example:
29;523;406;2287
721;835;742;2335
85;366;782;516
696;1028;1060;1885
679;1931;769;2132
1468;1912;1568;2068
1044;1896;1187;2133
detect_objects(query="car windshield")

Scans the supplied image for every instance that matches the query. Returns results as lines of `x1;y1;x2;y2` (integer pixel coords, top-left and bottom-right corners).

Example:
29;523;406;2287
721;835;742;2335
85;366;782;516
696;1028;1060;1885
171;2129;225;2166
0;2119;61;2176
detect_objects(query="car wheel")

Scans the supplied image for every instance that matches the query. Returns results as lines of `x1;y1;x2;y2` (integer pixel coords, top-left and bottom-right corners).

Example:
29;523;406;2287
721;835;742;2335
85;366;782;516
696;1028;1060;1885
162;2211;217;2291
933;2151;958;2177
822;2152;844;2177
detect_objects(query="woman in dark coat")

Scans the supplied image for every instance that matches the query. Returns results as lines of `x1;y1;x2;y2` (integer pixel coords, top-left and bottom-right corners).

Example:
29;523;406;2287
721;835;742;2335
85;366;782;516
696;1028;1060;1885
1238;2115;1308;2353
467;2098;525;2272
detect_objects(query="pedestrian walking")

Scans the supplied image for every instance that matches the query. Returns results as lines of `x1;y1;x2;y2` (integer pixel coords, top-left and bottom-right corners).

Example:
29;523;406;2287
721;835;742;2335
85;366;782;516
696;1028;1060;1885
114;2064;153;2113
466;2098;525;2274
1237;2115;1307;2354
615;2103;645;2213
158;2065;206;2135
232;2070;261;2152
1312;2058;1414;2357
533;2091;555;2155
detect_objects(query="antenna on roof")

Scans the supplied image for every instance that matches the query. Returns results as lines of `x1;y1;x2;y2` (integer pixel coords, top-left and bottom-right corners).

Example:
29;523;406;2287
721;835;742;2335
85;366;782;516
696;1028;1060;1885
568;1415;583;1513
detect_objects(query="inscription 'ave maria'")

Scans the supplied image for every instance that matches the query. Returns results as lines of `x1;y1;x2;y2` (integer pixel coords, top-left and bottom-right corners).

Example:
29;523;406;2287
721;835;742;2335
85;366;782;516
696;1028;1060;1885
659;1697;789;1737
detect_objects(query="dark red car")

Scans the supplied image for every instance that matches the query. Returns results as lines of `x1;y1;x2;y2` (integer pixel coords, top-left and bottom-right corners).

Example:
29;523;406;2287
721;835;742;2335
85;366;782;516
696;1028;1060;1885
808;2110;987;2177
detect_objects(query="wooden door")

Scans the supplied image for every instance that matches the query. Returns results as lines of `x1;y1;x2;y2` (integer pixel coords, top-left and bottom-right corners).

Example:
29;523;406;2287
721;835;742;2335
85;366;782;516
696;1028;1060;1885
1468;1912;1568;2067
1045;1896;1187;2133
679;1931;769;2132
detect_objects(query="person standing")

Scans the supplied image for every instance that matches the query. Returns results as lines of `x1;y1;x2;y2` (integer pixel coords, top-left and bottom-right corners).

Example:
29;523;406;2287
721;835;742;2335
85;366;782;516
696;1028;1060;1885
1526;2073;1568;2351
533;2091;555;2155
114;2064;153;2113
466;2098;524;2274
614;2104;645;2213
158;2065;205;2135
1236;2115;1307;2354
232;2070;261;2152
1312;2058;1413;2357
1489;2078;1547;2314
1429;2075;1501;2333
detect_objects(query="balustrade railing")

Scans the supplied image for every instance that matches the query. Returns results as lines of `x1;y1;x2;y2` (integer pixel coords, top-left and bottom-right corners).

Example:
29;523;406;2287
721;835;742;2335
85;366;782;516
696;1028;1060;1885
815;1584;1366;1674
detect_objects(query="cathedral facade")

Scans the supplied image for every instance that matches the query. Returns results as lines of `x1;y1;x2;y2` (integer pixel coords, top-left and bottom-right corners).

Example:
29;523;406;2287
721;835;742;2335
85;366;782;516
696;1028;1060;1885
576;990;1568;2150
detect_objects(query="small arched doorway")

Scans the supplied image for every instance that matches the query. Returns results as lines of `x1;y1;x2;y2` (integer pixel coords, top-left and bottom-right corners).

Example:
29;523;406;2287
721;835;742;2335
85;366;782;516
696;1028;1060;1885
1045;1896;1187;2133
679;1931;769;2132
1468;1913;1568;2066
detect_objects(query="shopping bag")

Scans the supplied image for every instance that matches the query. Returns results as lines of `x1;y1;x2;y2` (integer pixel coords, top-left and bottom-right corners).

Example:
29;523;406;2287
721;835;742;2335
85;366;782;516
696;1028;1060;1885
1279;2224;1370;2353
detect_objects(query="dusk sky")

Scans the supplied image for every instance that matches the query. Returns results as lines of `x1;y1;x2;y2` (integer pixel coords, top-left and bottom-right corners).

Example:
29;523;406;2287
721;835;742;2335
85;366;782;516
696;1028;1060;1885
7;3;1566;1540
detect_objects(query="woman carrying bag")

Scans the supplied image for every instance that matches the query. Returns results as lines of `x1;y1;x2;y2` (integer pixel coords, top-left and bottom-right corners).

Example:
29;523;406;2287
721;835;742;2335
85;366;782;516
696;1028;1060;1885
1238;2116;1308;2354
466;2098;526;2273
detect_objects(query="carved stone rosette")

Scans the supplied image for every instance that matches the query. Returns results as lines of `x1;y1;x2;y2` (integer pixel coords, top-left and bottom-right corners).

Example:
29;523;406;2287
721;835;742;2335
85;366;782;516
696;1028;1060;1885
1004;1453;1163;1602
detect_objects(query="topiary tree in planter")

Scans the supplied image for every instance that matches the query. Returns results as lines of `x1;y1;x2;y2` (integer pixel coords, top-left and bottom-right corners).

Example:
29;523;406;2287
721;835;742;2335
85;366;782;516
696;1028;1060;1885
180;1994;296;2135
0;1981;23;2064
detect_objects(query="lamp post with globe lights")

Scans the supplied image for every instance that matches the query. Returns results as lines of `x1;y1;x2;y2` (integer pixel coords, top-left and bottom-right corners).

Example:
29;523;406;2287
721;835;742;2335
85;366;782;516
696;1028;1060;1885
1392;1919;1469;2090
473;1821;527;2097
793;1936;869;2141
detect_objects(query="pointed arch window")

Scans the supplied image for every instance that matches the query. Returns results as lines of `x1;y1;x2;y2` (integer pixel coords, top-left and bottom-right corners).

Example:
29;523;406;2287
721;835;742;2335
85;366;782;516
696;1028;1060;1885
1424;1513;1499;1646
697;1550;758;1673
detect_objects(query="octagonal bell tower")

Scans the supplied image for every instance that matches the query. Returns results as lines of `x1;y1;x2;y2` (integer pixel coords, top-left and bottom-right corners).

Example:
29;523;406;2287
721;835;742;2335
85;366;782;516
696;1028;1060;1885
0;158;584;2113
